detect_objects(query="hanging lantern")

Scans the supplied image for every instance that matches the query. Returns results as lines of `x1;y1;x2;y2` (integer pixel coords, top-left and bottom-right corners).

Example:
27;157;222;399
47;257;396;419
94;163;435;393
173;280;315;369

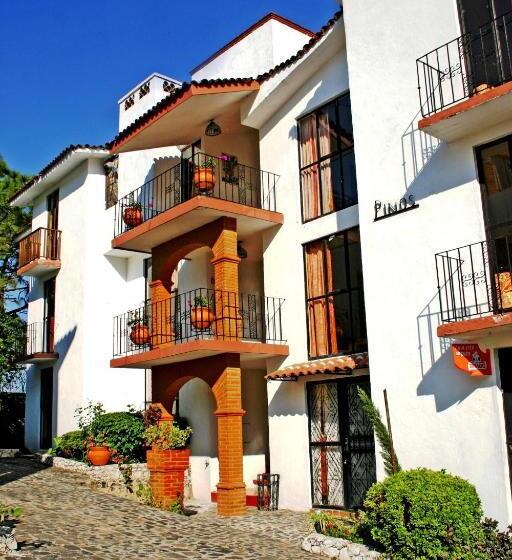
237;241;248;260
205;120;221;136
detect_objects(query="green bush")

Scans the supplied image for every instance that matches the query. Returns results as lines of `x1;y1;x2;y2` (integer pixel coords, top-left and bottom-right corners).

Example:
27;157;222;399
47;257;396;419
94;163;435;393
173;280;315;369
55;430;85;461
89;412;145;462
358;469;486;560
478;518;512;559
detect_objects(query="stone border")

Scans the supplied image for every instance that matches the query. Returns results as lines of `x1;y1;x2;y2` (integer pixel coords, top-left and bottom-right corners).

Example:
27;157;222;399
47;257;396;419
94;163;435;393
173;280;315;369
302;533;382;559
37;455;149;497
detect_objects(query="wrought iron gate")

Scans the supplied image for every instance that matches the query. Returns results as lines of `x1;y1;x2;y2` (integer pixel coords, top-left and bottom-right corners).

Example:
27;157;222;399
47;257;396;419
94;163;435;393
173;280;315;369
307;378;376;509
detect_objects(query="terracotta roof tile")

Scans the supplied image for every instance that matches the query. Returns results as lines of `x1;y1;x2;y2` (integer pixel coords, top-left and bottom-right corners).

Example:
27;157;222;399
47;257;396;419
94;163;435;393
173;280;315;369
110;9;342;150
265;352;369;381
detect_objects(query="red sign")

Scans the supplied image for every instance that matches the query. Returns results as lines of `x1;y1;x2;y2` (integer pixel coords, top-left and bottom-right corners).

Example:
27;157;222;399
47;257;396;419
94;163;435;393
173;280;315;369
451;344;492;377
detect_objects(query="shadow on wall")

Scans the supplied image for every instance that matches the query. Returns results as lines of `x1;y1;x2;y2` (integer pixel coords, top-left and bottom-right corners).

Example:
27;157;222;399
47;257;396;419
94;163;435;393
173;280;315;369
401;107;477;203
416;292;490;412
267;378;307;418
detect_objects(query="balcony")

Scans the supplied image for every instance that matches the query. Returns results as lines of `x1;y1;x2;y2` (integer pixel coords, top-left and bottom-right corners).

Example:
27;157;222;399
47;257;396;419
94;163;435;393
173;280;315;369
16;319;58;364
435;237;512;339
112;153;282;253
417;10;512;141
111;288;288;368
17;228;61;277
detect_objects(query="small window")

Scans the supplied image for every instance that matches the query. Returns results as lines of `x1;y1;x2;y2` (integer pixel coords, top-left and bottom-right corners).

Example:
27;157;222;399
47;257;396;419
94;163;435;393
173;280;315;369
139;81;150;99
104;156;118;209
303;229;367;358
124;95;135;110
298;92;357;222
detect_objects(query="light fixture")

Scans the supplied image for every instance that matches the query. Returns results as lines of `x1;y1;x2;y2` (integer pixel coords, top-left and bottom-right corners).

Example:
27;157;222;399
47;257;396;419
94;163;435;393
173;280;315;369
237;241;248;260
205;119;221;136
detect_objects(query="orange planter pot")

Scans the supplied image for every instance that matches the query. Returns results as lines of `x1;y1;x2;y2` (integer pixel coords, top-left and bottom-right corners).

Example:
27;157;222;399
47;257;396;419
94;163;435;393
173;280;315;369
193;168;215;192
130;324;150;346
87;446;111;466
191;306;215;330
123;206;143;228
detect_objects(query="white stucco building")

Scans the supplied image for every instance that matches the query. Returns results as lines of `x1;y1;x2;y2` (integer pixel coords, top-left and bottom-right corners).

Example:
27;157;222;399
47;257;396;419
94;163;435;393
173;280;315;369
11;1;512;524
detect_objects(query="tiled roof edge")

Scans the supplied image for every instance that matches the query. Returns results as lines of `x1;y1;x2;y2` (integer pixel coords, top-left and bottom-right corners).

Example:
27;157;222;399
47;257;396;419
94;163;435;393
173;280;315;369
111;9;342;149
9;144;108;204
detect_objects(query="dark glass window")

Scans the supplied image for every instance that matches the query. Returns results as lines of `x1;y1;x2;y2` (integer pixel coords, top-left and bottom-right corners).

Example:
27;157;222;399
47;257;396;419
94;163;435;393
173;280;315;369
298;93;357;222
304;229;367;358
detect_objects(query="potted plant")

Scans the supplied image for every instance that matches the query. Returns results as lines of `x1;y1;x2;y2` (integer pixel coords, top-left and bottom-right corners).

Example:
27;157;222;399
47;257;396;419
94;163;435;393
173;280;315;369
86;432;111;466
123;194;143;228
128;309;150;346
193;156;216;192
145;422;193;507
220;153;239;185
190;295;215;330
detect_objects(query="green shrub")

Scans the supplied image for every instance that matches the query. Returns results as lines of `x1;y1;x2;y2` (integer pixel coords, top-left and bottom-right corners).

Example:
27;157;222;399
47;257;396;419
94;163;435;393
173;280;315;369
55;430;85;461
89;412;145;462
358;469;486;560
478;518;512;559
145;422;192;450
309;511;361;542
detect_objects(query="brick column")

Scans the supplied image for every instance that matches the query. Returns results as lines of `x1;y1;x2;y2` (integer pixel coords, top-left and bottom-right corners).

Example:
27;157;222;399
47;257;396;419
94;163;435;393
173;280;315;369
147;447;190;508
146;403;190;508
212;357;246;516
150;280;173;348
211;226;242;340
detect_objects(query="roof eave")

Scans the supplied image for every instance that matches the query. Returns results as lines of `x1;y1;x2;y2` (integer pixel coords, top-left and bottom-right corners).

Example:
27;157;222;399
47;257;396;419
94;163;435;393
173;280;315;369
10;147;109;207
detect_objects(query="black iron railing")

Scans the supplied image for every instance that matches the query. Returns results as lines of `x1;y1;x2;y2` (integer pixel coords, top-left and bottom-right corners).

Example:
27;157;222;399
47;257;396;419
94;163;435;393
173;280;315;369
114;153;279;238
435;236;512;322
18;228;61;269
417;10;512;117
15;318;55;360
113;288;286;358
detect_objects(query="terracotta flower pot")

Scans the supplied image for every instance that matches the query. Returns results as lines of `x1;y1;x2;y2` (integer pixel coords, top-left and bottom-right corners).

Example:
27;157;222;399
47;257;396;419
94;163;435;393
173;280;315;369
123;206;143;228
130;324;150;346
190;306;215;330
87;446;111;466
193;168;215;192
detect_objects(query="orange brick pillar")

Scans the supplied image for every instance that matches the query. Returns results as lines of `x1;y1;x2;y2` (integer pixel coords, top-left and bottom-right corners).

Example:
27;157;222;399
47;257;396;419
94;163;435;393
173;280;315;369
146;403;190;508
211;224;241;340
212;356;246;516
150;280;173;348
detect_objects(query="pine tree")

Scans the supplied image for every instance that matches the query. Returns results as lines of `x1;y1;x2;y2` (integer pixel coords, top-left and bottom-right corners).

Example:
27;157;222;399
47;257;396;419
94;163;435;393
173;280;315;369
357;386;401;476
0;156;32;391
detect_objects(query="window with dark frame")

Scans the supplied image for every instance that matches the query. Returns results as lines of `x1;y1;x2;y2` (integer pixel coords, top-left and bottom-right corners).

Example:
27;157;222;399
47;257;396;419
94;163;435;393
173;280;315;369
104;156;119;209
304;229;367;359
298;92;357;222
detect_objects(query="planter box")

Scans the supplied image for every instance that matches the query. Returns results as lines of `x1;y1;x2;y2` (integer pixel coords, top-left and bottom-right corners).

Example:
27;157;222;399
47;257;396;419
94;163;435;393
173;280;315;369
147;447;190;507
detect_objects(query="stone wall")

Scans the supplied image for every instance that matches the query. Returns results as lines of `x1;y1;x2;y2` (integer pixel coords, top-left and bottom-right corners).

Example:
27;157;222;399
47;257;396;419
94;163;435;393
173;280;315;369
39;455;149;497
302;533;383;559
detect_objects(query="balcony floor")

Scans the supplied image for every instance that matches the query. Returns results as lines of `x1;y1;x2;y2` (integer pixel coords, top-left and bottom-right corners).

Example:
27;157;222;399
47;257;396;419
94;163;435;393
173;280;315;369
419;81;512;142
110;339;289;368
19;352;59;365
17;258;61;278
112;196;283;253
437;311;512;340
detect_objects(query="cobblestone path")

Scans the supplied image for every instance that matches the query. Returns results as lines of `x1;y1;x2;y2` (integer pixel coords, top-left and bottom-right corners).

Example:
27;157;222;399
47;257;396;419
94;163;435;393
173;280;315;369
0;458;312;559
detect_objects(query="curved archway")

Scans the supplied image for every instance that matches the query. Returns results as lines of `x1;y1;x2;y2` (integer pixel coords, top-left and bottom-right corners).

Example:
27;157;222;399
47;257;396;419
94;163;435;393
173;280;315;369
151;353;246;515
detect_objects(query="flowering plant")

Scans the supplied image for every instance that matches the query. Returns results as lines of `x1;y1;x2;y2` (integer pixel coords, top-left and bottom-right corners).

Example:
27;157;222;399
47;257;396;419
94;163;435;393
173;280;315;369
145;422;192;450
220;153;238;184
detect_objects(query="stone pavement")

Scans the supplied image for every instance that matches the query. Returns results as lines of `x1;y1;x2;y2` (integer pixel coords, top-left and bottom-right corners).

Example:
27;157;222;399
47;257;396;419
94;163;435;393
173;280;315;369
0;458;313;559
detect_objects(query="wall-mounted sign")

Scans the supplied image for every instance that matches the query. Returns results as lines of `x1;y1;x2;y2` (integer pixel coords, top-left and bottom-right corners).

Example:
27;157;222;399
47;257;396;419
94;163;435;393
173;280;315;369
451;343;492;377
374;195;418;221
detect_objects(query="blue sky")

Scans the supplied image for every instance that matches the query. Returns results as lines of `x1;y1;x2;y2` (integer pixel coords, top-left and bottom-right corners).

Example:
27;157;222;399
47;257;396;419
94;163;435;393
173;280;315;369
0;0;338;176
